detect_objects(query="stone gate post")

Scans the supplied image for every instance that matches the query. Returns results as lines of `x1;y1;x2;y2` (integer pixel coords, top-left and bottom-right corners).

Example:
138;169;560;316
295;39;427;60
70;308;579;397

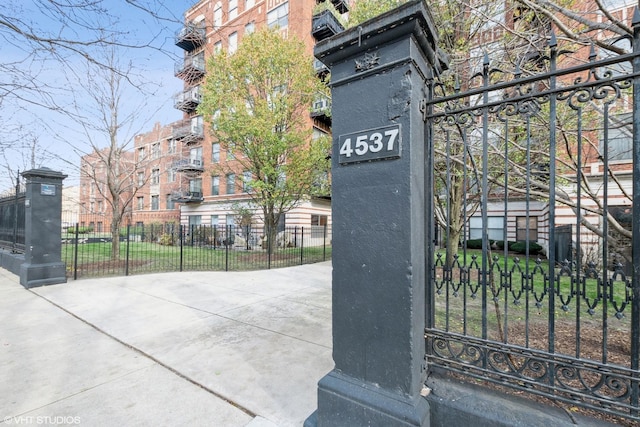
306;2;442;426
20;167;67;288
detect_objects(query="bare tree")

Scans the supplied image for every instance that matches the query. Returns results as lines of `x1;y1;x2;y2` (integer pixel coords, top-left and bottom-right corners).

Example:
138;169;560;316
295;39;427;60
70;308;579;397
351;0;635;266
0;0;187;106
70;47;167;260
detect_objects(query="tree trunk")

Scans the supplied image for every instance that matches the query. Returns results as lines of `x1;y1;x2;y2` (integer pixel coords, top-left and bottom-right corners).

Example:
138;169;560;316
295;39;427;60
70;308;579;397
110;204;121;260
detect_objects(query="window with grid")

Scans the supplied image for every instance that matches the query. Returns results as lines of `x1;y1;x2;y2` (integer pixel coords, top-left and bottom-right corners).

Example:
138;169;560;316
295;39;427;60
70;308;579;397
229;0;238;19
516;216;538;241
211;176;220;195
214;2;222;28
267;2;288;29
226;173;235;194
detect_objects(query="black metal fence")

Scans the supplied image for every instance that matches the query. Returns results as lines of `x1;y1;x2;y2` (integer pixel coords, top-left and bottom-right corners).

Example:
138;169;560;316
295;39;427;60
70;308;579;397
424;27;640;423
0;185;25;253
63;222;331;279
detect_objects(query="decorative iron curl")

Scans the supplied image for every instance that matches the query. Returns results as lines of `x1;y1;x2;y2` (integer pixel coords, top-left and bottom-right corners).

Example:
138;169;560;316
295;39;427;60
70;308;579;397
557;78;628;110
521;358;548;380
437;109;479;130
431;337;483;365
555;365;630;401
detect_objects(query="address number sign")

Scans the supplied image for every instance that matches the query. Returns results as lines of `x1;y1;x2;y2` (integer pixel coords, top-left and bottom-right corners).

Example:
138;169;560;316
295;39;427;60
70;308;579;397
338;124;401;165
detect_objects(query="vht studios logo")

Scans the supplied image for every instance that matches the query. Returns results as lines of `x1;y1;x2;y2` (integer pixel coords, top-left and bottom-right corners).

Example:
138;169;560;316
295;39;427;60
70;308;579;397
4;416;81;425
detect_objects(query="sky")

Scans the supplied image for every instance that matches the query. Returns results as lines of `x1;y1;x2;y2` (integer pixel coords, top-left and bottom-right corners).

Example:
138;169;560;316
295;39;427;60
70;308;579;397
0;0;199;193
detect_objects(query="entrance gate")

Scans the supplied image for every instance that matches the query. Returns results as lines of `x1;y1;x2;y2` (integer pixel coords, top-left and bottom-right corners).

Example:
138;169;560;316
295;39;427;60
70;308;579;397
424;18;640;424
308;1;640;425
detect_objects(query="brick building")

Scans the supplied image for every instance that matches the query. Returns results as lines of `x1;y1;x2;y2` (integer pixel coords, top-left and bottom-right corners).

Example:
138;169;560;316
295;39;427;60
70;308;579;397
79;0;347;233
168;0;343;231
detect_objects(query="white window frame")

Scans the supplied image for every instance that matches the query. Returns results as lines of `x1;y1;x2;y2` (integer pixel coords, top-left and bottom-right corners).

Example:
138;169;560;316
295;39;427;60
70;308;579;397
267;2;288;29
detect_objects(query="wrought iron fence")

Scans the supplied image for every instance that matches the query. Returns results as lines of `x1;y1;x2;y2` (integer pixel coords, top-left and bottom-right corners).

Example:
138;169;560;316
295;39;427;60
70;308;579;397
62;222;331;279
0;184;25;253
424;28;640;423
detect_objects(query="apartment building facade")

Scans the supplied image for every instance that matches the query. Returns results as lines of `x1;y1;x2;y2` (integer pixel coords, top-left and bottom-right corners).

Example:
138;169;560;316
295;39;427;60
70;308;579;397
78;121;184;231
78;0;345;233
169;0;343;231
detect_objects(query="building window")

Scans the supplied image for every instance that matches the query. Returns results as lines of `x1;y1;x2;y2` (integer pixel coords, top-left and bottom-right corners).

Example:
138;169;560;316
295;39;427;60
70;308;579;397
190;178;203;195
212;142;220;162
229;31;238;54
245;21;255;34
469;216;505;241
151;168;160;185
229;0;238;19
227;144;235;160
167;168;176;183
151;142;160;159
96;222;103;232
311;214;328;226
166;194;175;210
603;112;632;161
211;175;220;195
137;172;145;186
168;139;177;154
214;40;222;54
516;216;538;242
245;0;255;9
97;200;104;212
137;196;144;210
151;195;159;210
226;173;235;194
211;215;219;226
267;2;289;29
243;171;252;192
137;146;146;161
189;215;202;227
213;2;222;28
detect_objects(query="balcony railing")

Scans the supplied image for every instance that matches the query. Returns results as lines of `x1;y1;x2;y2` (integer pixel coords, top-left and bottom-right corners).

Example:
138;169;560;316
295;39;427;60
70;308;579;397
172;121;204;145
174;86;202;113
175;22;206;51
175;53;205;83
329;0;349;14
173;158;204;173
314;58;329;76
170;191;203;204
311;95;331;125
312;9;344;42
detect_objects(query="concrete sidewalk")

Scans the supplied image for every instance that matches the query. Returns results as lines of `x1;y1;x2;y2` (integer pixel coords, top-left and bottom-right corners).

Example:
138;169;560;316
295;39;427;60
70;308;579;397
0;263;333;427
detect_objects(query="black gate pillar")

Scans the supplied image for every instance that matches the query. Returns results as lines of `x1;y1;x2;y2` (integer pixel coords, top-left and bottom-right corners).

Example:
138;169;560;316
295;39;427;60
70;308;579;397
307;2;442;426
20;167;68;288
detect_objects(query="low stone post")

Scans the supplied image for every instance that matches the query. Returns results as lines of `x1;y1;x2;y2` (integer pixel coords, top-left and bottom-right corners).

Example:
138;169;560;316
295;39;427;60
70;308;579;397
20;167;67;288
306;2;441;426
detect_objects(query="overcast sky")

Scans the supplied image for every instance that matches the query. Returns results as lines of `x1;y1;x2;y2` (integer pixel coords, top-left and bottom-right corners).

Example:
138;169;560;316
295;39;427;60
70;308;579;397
0;0;197;193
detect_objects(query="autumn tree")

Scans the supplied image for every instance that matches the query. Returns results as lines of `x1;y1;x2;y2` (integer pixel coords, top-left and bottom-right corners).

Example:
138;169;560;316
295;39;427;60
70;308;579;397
198;28;330;251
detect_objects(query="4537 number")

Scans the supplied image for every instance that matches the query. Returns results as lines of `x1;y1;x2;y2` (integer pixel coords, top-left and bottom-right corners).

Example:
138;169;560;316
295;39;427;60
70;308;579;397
338;124;401;165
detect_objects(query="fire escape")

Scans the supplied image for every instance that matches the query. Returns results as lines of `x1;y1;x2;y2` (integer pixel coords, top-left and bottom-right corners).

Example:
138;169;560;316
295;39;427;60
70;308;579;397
311;0;347;128
171;20;206;204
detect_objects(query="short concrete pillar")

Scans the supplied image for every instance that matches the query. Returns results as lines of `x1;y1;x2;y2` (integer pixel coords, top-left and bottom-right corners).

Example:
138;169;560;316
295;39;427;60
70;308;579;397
20;167;67;288
307;2;441;426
